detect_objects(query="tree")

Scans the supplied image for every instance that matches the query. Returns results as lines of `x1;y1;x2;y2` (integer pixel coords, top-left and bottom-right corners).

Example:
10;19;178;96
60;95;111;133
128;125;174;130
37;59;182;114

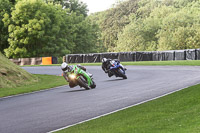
157;6;200;50
53;0;88;17
115;0;200;52
101;0;140;52
0;0;12;54
71;16;99;54
115;5;175;52
3;0;75;58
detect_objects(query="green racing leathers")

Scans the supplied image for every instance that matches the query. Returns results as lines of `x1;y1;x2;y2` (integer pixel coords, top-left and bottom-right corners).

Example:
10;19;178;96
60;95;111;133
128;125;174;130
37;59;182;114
63;65;96;90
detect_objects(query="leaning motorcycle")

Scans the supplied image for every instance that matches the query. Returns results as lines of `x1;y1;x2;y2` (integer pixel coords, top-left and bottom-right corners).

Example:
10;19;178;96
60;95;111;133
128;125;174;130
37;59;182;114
63;65;96;90
109;60;127;79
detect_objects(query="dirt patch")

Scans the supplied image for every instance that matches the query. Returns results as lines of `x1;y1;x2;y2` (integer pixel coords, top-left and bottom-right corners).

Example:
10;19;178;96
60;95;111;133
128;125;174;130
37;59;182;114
0;69;7;76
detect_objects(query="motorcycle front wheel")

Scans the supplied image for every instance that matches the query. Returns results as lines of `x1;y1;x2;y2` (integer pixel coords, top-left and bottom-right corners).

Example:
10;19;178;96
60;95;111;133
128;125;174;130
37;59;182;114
118;69;127;79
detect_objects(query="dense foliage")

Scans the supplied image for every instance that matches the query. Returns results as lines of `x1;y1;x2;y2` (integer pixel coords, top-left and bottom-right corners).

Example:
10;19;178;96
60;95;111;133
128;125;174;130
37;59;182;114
88;0;140;52
1;0;200;58
90;0;200;52
0;0;12;53
0;0;99;58
3;0;73;58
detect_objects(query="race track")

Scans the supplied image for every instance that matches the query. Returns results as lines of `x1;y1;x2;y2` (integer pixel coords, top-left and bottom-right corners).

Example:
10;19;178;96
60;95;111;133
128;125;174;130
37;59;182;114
1;66;200;133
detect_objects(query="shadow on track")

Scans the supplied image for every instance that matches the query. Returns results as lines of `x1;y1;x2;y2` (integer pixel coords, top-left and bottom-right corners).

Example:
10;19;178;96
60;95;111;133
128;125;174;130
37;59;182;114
104;78;125;82
63;89;86;93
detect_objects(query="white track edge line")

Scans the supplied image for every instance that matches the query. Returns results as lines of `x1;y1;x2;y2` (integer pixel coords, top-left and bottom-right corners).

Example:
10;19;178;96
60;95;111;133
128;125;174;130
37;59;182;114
48;84;198;133
0;85;68;100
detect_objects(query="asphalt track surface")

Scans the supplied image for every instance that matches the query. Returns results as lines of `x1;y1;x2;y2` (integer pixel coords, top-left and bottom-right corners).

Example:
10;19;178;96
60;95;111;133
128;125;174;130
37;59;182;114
1;66;200;133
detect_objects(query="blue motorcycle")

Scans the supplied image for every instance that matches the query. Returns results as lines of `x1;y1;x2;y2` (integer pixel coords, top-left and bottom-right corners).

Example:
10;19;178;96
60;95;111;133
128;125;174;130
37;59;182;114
109;60;127;79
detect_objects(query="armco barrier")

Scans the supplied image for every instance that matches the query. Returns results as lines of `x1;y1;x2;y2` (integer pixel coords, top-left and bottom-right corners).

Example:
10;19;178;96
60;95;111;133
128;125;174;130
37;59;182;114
162;50;175;61
174;50;186;60
83;54;100;63
153;50;175;61
52;57;58;64
10;57;57;66
136;52;152;61
66;54;83;63
30;57;42;65
100;52;119;62
8;48;200;65
152;51;165;61
10;58;21;65
186;49;196;60
20;58;31;65
118;52;136;62
196;49;200;60
65;49;200;63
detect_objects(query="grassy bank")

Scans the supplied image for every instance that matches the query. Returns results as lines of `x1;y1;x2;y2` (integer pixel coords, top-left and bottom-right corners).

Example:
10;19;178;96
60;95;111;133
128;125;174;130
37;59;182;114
22;60;200;67
0;52;36;88
57;84;200;133
0;74;67;98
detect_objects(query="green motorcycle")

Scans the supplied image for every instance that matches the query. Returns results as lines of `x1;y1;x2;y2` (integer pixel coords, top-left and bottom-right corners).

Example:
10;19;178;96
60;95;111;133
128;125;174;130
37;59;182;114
63;65;96;90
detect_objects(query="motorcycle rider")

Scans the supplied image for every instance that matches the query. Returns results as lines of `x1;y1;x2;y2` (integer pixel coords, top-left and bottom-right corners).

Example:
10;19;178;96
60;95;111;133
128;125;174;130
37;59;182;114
102;58;124;77
61;62;92;88
102;58;127;77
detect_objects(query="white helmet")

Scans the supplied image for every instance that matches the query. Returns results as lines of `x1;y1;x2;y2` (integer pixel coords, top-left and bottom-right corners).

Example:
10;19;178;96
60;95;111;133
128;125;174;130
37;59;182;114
61;62;68;72
102;58;107;63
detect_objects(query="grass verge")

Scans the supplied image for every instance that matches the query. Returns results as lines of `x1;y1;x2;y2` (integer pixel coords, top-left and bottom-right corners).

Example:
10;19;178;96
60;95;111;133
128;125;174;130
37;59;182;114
0;74;67;98
22;60;200;67
122;60;200;66
0;52;36;88
57;84;200;133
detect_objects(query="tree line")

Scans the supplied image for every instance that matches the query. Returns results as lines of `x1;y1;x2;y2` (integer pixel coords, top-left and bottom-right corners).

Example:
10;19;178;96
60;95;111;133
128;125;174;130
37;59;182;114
1;0;200;58
0;0;99;58
89;0;200;52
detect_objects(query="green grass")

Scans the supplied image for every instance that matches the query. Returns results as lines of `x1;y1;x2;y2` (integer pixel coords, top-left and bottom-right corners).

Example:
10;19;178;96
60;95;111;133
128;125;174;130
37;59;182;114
0;74;67;98
78;60;200;66
0;53;36;88
0;53;67;97
22;60;200;67
122;60;200;66
57;84;200;133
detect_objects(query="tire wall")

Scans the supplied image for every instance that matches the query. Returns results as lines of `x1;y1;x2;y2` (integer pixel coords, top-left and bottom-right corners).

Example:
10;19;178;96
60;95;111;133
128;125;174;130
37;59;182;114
65;49;200;63
10;57;57;66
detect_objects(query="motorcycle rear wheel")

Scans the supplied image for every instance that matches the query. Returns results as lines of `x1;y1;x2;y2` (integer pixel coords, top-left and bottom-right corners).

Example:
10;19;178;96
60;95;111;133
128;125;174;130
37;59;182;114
77;76;91;90
90;80;96;89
